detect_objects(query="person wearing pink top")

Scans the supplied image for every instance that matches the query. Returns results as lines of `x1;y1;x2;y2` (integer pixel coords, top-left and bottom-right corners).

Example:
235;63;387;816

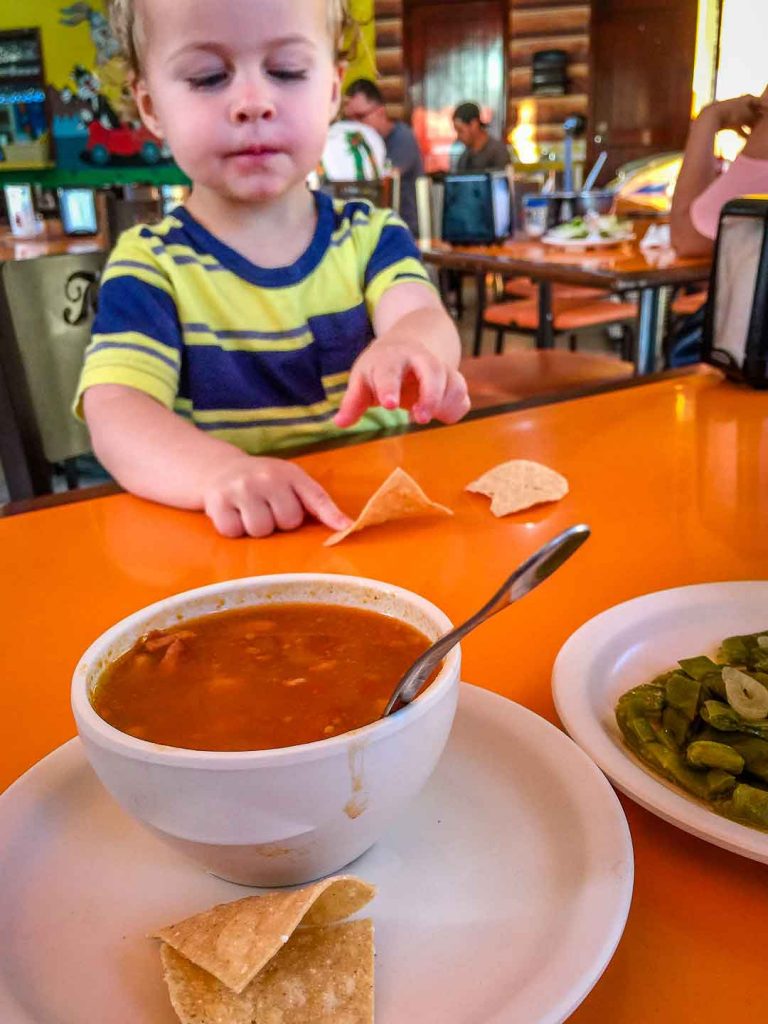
671;86;768;256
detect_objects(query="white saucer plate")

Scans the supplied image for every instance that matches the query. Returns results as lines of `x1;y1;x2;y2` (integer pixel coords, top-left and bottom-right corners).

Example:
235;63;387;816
0;683;633;1024
541;233;634;248
553;581;768;863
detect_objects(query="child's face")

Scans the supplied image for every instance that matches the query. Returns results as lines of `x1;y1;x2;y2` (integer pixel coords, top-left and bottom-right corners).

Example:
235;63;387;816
134;0;341;204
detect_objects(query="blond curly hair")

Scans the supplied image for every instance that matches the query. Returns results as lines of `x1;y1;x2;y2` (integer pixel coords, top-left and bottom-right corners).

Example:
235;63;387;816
109;0;352;76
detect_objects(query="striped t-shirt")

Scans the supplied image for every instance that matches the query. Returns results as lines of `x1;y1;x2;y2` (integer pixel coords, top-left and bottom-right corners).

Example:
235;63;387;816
75;191;434;454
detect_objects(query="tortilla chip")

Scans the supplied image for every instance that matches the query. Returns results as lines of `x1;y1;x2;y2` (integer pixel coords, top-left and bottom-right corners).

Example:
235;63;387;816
160;918;374;1024
153;876;374;995
325;467;452;546
466;459;569;516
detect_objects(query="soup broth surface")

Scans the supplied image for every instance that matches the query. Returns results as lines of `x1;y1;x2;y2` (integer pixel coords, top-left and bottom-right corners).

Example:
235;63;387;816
91;602;433;750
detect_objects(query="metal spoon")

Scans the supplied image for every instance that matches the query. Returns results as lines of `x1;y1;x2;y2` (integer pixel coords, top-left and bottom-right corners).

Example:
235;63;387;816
383;523;591;716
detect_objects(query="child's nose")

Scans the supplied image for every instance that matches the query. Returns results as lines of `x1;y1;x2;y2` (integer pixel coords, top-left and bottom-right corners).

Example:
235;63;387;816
230;85;275;124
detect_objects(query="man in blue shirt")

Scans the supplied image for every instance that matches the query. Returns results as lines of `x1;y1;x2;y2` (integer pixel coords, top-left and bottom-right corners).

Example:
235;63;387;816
344;78;424;236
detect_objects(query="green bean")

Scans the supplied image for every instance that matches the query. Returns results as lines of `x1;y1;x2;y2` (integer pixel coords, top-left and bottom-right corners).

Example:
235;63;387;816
706;770;737;798
701;700;768;738
678;656;719;681
662;706;689;748
665;672;701;721
686;740;745;774
726;783;768;829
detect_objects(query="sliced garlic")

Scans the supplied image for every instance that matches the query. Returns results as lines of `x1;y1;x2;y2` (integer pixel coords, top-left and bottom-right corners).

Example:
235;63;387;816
723;666;768;720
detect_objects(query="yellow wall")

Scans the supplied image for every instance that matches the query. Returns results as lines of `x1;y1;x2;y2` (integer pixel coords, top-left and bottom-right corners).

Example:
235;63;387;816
0;0;103;89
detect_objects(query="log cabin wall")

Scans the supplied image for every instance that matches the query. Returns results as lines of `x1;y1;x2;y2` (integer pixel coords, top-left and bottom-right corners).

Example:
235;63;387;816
372;0;591;152
374;0;407;122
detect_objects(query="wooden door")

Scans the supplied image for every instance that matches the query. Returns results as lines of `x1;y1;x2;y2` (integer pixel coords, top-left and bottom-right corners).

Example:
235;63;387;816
405;0;506;172
589;0;699;181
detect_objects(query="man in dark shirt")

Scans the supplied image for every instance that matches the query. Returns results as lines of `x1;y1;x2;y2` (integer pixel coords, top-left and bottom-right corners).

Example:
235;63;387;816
453;102;510;172
343;78;425;236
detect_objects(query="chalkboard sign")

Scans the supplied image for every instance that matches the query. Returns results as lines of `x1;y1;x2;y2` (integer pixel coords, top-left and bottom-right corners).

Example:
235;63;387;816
0;29;43;82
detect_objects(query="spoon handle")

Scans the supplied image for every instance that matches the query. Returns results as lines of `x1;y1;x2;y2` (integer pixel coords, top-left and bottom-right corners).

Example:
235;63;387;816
384;523;590;715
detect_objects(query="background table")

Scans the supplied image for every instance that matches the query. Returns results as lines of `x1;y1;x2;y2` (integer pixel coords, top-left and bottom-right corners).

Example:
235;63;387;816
1;368;766;1021
0;220;105;262
421;237;711;374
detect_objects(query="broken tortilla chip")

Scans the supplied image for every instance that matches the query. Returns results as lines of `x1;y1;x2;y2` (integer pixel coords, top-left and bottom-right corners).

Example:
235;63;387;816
466;459;568;516
325;467;452;546
160;918;374;1024
153;875;375;995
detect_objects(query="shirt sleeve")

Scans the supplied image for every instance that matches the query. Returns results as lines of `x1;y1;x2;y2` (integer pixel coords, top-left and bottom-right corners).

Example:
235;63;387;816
690;154;768;240
361;208;435;316
73;228;183;418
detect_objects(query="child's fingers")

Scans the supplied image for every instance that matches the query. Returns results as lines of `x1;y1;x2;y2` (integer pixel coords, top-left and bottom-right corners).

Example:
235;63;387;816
369;360;405;410
408;355;448;424
205;493;247;538
237;496;277;538
333;375;376;428
434;369;471;423
292;472;352;531
267;487;306;532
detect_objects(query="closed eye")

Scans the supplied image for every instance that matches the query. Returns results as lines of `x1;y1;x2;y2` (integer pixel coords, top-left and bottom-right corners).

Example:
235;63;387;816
187;71;229;90
269;69;308;82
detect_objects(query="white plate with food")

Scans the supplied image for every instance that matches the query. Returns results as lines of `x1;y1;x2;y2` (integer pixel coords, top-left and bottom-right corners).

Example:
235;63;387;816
553;581;768;864
542;214;633;248
541;232;634;249
0;684;633;1024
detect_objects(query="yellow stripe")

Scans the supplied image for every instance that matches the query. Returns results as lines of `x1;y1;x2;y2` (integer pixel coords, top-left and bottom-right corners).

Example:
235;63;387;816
322;370;350;389
102;260;173;296
365;259;434;311
207;406;407;455
182;327;314;353
89;330;181;364
74;361;177;418
192;398;336;425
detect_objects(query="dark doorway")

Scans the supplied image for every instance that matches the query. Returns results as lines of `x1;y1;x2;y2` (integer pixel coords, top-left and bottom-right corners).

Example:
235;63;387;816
406;0;506;172
589;0;699;181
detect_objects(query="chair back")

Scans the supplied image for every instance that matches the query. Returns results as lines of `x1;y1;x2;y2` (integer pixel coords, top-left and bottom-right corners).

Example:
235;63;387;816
321;177;394;209
702;196;768;387
0;250;106;499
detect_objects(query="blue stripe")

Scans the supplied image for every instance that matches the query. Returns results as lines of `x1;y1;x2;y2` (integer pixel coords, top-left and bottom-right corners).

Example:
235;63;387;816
197;410;335;431
363;223;423;290
308;303;372;376
183;322;310;342
181;346;327;411
87;339;179;370
108;258;167;280
394;271;430;283
332;199;373;231
92;276;182;351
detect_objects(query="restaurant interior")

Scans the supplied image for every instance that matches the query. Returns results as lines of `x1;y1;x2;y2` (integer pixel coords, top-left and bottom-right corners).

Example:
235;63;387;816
1;0;767;1022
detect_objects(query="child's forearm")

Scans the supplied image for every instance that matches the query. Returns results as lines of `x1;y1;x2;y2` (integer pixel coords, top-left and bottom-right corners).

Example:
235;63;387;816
83;384;249;508
375;304;461;367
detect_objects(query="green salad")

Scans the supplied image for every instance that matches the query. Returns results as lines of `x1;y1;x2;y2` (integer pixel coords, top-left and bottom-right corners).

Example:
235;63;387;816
616;630;768;831
548;214;631;241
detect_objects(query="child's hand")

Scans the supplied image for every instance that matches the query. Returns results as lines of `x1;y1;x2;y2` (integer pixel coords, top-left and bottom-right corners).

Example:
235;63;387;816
202;455;352;538
333;337;470;428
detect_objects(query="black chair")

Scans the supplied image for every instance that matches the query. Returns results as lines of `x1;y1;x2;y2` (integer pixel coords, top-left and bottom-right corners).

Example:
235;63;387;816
0;250;107;501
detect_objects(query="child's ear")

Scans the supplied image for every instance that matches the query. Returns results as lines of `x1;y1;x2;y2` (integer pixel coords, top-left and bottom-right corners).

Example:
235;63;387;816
133;76;164;138
329;63;344;122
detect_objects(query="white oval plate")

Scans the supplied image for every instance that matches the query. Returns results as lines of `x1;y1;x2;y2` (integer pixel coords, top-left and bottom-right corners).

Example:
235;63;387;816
541;232;634;248
0;684;632;1024
553;581;768;864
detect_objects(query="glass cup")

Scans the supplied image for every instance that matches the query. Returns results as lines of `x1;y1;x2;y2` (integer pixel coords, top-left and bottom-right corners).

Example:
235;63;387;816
522;195;550;239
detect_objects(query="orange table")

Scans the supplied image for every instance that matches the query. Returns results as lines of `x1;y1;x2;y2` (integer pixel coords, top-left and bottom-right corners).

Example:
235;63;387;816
1;368;766;1021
